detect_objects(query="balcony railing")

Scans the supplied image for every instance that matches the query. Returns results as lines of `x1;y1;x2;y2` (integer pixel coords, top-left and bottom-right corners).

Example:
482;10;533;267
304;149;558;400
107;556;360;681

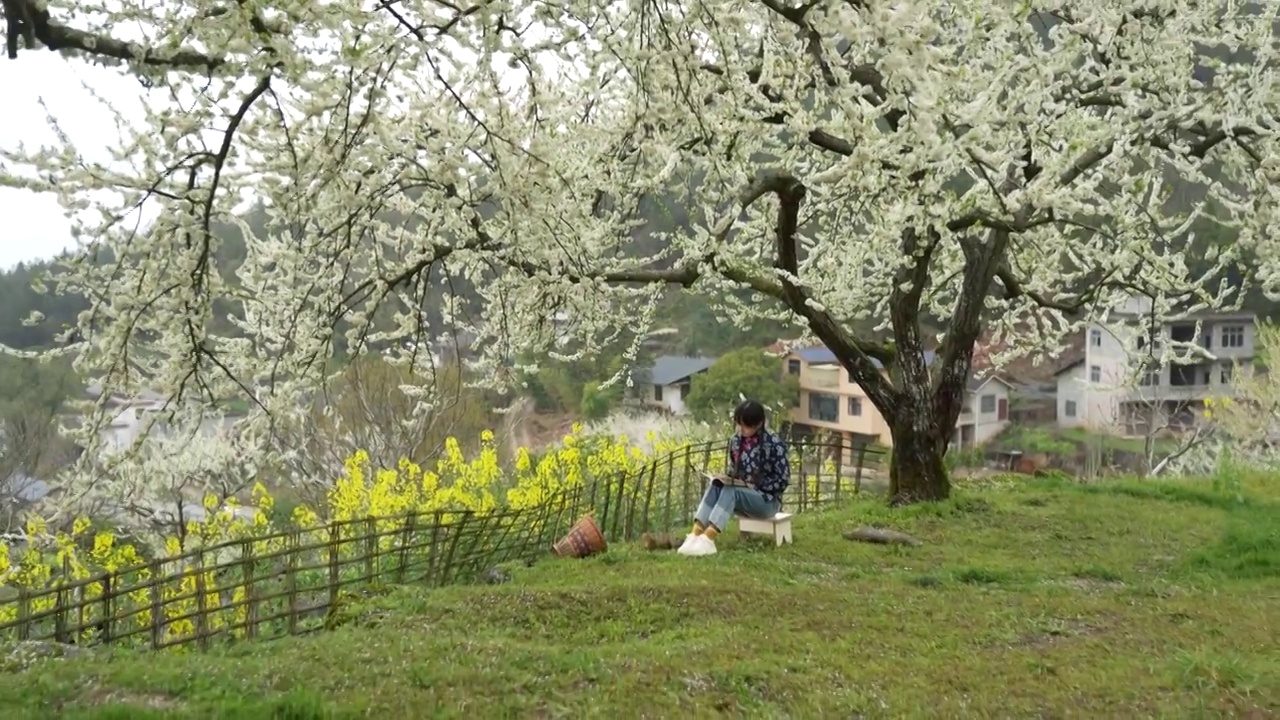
1123;383;1234;402
806;367;841;390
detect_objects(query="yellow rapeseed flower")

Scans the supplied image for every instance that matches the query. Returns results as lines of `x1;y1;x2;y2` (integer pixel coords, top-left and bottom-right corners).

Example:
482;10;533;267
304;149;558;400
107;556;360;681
0;426;697;647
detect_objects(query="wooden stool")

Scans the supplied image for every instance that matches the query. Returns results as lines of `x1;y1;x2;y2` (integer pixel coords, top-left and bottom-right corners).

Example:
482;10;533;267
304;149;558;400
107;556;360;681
737;512;794;546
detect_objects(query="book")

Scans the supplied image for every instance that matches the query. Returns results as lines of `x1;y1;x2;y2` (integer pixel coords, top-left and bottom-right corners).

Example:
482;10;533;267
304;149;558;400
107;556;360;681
702;471;754;488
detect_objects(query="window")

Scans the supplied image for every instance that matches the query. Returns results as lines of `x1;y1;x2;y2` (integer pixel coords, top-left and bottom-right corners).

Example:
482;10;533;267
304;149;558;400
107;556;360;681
808;392;839;422
1137;333;1162;352
1090;329;1102;347
1220;365;1233;385
1170;365;1200;387
847;369;855;383
1222;325;1245;348
679;384;691;400
847;397;862;416
1064;400;1077;417
653;385;663;402
1089;365;1102;383
787;358;801;375
1140;371;1159;387
980;394;996;413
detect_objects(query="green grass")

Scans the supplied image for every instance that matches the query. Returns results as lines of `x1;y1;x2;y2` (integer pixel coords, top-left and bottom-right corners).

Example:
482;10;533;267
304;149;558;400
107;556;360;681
992;424;1180;456
1054;426;1179;454
2;475;1279;718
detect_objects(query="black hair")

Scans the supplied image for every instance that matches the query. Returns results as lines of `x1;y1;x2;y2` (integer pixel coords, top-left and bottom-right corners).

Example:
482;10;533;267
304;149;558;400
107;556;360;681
733;399;767;428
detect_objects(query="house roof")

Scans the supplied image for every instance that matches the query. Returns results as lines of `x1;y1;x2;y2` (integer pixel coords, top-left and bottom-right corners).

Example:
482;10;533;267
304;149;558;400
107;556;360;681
967;374;1015;393
640;355;718;386
795;347;938;370
1052;359;1085;377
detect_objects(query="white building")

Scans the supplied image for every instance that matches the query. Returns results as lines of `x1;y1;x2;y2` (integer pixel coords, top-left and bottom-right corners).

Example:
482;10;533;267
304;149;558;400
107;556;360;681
959;376;1015;448
634;355;717;416
1055;300;1256;434
100;392;170;454
85;383;239;455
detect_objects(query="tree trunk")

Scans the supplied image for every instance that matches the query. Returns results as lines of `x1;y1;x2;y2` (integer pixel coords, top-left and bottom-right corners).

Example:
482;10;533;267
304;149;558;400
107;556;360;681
886;401;951;505
887;427;950;504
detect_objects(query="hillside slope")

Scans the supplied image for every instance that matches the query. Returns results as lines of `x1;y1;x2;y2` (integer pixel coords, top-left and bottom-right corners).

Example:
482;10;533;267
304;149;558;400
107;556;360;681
1;476;1278;718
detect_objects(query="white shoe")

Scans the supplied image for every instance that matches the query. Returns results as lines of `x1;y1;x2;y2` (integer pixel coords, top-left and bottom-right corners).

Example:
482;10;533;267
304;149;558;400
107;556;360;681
681;534;718;557
676;533;700;556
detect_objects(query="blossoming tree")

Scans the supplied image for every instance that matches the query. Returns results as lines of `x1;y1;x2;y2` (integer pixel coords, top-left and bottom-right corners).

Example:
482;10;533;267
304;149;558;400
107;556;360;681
3;1;1278;504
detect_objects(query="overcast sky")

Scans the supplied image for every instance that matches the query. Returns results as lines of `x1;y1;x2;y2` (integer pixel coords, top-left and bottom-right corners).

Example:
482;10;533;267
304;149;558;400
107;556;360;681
0;51;144;271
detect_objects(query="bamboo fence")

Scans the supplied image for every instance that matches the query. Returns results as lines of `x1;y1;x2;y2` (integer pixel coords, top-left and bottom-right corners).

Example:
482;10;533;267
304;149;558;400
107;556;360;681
0;437;883;652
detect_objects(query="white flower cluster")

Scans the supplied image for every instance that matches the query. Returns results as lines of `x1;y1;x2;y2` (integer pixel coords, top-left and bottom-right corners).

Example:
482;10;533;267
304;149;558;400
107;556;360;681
2;0;1278;494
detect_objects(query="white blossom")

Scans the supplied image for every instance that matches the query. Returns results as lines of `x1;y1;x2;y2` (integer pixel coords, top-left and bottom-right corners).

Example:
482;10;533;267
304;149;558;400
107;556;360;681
2;0;1278;500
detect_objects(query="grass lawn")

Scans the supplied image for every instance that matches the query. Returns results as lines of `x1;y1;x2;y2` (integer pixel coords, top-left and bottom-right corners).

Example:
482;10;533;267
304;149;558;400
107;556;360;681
991;424;1181;457
1;475;1278;718
1053;426;1180;454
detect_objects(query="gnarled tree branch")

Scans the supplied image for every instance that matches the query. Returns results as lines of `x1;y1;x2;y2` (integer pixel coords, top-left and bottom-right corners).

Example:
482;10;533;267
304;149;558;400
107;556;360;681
3;0;222;67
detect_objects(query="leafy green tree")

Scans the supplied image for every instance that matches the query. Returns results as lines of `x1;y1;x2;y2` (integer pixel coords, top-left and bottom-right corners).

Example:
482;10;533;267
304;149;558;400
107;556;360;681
684;349;798;425
579;381;622;421
522;352;634;417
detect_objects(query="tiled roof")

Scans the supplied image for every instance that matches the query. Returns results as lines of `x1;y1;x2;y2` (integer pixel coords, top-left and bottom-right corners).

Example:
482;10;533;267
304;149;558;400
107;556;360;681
795;347;937;369
638;355;718;386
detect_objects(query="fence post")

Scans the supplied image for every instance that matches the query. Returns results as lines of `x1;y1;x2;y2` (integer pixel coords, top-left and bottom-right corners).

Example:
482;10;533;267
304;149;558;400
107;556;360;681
241;539;257;640
610;470;627;539
100;572;114;643
639;461;656;537
53;557;69;644
397;513;416;584
663;451;676;531
149;559;164;650
452;512;493;582
424;513;444;586
363;517;377;584
436;513;471;585
798;444;809;512
834;441;844;503
327;524;341;611
855;444;868;494
597;471;613;535
682;445;695;523
815;442;826;507
16;586;30;641
285;531;300;636
194;554;210;651
487;510;518;565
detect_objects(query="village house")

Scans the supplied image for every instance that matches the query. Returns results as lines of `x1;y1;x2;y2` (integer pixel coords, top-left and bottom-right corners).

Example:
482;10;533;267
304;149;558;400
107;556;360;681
633;355;717;416
1054;300;1257;434
780;346;1013;460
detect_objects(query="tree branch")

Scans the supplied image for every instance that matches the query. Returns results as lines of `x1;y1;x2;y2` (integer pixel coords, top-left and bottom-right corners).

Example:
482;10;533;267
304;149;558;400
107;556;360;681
5;0;223;67
886;227;939;399
754;170;899;410
996;265;1119;316
931;228;1013;438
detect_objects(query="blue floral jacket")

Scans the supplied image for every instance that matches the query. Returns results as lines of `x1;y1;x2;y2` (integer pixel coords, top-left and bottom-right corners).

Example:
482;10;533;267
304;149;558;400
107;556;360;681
727;430;790;503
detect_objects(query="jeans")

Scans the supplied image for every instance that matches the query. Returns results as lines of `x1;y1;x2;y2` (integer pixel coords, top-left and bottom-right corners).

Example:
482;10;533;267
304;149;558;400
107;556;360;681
695;482;780;531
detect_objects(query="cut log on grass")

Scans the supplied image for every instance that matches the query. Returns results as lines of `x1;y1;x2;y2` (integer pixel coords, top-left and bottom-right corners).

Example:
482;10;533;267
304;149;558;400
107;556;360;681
641;533;680;551
842;527;922;547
